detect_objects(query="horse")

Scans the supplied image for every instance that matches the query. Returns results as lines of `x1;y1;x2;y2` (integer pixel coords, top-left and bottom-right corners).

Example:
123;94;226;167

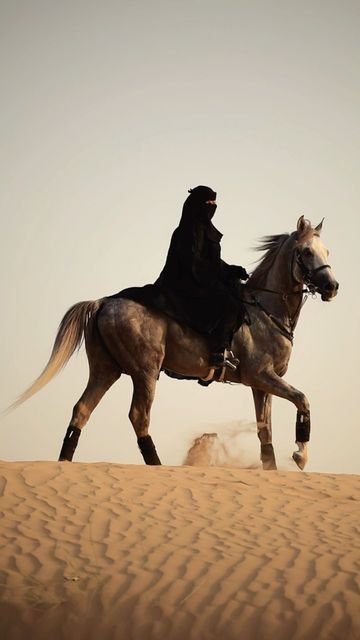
12;215;338;470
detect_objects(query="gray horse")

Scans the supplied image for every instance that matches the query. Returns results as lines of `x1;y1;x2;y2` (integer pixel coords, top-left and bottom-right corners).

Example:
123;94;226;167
12;216;338;470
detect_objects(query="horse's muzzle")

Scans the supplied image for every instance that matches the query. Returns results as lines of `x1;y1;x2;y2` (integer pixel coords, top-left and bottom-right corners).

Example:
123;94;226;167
320;279;339;301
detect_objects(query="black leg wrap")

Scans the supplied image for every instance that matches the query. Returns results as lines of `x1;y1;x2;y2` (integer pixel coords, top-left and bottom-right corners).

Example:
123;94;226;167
296;410;311;442
137;435;161;465
59;426;81;461
260;444;277;470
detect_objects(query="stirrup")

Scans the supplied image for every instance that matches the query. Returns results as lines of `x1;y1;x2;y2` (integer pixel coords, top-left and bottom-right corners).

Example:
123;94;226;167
224;350;239;370
209;350;239;371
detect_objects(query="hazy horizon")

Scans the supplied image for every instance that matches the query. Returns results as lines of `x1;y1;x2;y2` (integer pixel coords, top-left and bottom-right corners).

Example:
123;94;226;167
1;0;359;473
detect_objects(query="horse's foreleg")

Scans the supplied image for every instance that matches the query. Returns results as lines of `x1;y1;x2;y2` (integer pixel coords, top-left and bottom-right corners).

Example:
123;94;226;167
292;410;310;470
59;370;120;461
129;376;161;465
252;389;277;470
252;372;310;470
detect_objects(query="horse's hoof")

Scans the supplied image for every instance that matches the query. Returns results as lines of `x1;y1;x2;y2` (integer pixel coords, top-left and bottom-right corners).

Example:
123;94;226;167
261;444;277;471
263;459;277;471
292;450;307;471
262;460;277;471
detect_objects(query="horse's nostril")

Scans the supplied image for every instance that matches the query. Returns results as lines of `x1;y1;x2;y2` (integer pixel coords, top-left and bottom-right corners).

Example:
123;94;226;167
324;281;338;292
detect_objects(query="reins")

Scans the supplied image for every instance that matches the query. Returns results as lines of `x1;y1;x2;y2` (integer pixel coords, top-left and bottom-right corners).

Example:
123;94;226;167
244;296;297;342
242;247;332;343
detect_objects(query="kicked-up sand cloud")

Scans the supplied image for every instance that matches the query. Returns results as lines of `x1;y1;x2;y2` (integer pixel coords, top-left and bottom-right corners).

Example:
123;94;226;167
184;423;262;468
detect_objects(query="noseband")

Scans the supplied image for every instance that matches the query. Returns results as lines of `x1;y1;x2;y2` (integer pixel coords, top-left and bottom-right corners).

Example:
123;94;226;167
294;249;332;293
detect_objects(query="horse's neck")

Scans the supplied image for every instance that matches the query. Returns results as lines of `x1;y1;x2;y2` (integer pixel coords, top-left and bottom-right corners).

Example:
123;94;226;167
258;244;304;326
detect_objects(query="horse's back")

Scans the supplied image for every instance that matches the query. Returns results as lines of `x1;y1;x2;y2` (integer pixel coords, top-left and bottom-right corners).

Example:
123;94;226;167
94;296;210;379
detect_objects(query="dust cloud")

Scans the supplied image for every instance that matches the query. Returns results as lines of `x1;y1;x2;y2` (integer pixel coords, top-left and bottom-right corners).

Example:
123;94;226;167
183;423;262;469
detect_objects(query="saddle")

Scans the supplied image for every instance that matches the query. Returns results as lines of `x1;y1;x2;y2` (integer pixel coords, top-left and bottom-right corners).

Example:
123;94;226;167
162;366;225;387
115;284;245;385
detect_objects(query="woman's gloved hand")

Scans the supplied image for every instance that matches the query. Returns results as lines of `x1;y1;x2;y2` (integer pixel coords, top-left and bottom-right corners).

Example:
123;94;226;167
232;265;249;280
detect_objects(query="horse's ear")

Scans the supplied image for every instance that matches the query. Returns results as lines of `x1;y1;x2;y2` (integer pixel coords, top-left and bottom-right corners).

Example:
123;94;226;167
296;215;308;239
314;218;324;235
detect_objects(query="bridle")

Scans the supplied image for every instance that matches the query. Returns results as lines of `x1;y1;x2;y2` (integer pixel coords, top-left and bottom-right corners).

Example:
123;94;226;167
293;249;332;294
243;246;332;343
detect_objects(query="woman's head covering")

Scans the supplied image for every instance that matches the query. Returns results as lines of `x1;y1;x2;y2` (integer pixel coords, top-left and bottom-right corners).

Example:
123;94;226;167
180;185;217;226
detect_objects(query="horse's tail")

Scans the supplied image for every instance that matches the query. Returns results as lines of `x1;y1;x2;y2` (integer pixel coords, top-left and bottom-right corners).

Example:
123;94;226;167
9;300;103;410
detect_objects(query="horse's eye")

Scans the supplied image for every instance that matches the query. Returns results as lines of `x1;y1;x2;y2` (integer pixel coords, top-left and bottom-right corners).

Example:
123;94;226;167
303;248;313;258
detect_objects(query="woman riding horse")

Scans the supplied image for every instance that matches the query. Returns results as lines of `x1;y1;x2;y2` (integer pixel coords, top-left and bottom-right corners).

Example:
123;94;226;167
156;186;248;368
122;186;249;369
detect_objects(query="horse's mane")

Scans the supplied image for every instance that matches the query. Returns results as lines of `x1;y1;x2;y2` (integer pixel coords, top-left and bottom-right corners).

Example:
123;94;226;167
247;233;292;288
247;218;319;288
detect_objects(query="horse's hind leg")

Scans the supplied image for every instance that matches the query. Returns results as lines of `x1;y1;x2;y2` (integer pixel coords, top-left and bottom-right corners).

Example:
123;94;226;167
129;375;161;465
59;368;120;461
252;388;277;470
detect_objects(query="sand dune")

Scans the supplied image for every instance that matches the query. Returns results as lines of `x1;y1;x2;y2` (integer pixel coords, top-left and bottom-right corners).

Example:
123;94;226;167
0;460;358;640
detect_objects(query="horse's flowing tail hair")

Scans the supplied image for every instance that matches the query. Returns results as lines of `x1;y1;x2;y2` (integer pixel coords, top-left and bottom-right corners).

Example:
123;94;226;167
9;300;102;410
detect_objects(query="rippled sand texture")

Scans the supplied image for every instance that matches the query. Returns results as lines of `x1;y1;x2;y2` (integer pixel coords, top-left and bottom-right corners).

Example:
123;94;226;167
0;461;359;640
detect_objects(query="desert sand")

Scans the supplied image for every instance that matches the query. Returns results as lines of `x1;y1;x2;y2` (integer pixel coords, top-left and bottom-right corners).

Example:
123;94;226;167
0;457;358;640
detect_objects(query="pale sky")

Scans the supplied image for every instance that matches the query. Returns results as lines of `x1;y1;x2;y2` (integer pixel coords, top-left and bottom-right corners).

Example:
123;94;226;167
1;0;359;473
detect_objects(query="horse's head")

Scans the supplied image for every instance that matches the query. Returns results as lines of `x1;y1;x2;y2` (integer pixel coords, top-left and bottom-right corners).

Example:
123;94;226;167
294;216;339;301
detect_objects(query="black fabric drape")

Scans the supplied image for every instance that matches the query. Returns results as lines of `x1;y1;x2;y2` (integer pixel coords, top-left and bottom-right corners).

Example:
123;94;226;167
117;186;246;346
